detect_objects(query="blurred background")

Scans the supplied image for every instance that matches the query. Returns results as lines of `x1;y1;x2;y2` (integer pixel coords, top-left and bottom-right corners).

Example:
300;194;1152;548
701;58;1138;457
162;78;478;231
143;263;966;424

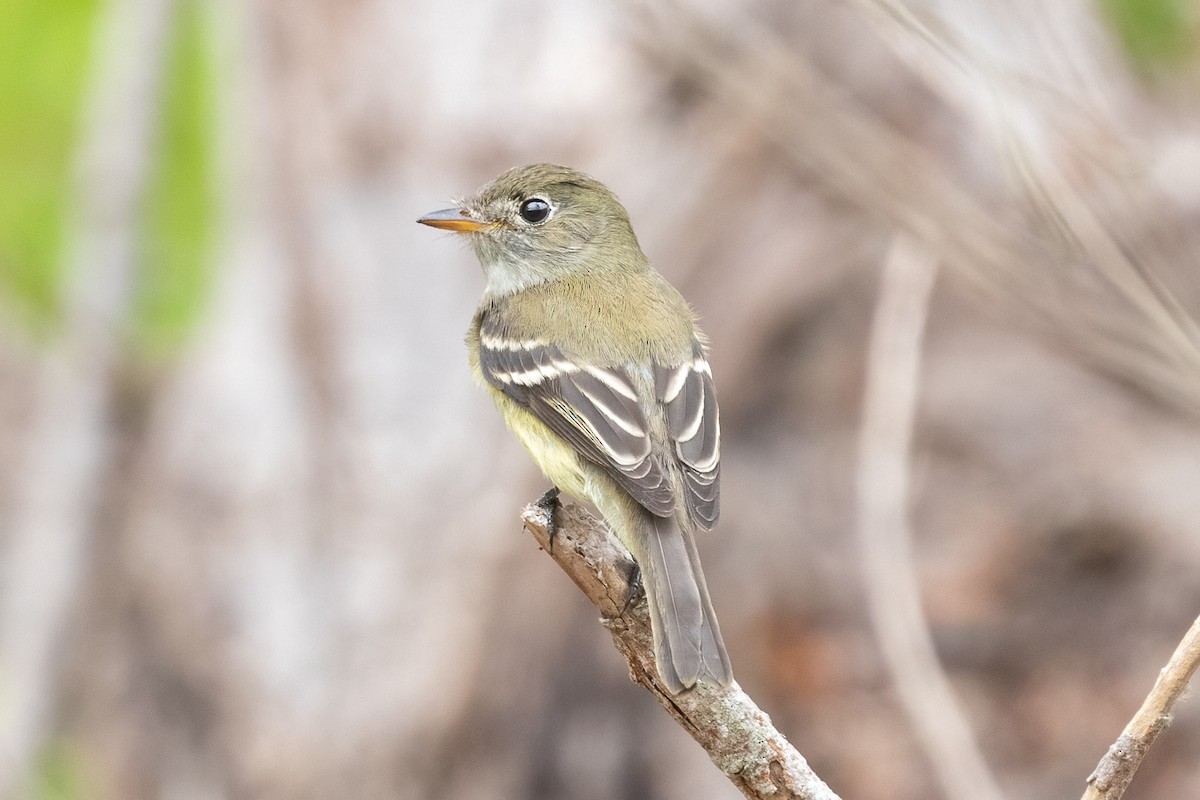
2;0;1200;798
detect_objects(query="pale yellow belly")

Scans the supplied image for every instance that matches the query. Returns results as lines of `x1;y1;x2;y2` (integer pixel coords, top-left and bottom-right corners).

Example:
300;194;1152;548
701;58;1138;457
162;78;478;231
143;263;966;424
493;390;590;501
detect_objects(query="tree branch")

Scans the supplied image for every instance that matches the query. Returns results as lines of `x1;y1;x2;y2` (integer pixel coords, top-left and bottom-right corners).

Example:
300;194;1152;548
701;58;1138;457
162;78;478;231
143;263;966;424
521;500;842;800
1081;614;1200;800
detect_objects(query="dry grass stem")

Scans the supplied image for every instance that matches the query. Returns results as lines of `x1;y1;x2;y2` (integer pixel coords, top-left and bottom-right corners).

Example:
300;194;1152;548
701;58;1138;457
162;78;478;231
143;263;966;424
856;235;1004;800
629;0;1200;415
853;0;1200;407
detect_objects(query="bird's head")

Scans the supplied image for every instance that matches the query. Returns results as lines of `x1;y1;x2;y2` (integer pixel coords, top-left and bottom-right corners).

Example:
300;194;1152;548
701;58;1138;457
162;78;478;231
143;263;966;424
418;163;645;296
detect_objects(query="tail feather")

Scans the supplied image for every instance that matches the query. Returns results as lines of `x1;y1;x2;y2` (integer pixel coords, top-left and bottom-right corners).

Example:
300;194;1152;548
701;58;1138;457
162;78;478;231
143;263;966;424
681;518;734;687
638;514;732;692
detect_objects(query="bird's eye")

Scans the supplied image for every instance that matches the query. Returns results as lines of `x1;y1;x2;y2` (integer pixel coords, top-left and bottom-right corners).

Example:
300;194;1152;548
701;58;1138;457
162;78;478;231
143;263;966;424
519;198;552;224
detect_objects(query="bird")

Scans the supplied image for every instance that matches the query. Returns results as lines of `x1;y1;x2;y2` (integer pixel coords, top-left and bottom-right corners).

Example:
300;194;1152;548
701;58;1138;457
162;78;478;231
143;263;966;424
418;164;732;693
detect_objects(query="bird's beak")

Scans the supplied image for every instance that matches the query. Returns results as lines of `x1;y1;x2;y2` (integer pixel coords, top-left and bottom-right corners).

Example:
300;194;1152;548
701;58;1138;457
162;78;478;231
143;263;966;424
417;207;487;232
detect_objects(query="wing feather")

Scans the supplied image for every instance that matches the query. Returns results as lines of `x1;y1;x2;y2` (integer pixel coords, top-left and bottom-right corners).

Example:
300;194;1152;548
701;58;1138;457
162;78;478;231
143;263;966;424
656;348;721;530
479;314;674;516
479;311;721;528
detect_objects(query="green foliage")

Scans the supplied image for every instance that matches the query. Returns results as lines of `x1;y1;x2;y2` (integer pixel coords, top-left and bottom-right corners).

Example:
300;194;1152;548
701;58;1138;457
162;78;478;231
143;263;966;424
134;0;216;354
0;0;217;351
29;740;88;800
1100;0;1198;70
0;0;101;328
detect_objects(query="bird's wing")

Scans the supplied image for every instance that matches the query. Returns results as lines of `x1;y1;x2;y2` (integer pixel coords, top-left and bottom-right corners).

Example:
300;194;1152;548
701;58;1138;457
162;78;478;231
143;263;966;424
653;347;720;530
478;324;676;517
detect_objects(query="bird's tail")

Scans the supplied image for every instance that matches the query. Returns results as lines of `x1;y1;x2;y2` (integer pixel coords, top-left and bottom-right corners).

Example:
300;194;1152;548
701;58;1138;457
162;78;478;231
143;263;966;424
635;512;733;693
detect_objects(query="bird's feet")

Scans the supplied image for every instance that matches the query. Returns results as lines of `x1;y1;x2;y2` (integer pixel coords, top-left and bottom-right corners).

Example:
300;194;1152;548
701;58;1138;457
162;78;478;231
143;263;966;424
621;561;644;616
535;487;561;552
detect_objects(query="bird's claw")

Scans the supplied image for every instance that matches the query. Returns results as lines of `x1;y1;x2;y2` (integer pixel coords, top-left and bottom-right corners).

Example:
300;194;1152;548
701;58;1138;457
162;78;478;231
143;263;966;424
621;561;644;616
536;487;561;552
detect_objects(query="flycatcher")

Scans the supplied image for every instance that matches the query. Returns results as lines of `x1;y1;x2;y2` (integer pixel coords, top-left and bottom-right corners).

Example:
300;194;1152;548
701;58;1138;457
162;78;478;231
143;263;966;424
418;164;733;693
